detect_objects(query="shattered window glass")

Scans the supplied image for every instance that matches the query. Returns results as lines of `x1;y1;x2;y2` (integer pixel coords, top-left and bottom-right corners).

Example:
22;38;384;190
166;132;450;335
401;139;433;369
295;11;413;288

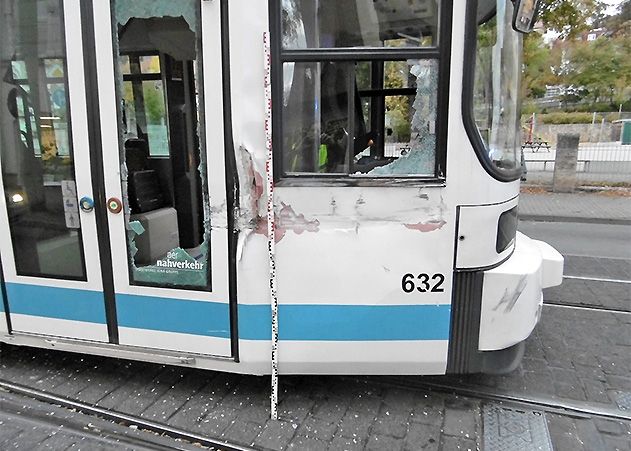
278;0;443;179
282;59;438;176
112;0;211;290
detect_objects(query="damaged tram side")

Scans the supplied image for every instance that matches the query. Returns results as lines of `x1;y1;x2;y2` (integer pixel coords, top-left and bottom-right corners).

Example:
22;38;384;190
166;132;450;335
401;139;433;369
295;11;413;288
0;0;562;375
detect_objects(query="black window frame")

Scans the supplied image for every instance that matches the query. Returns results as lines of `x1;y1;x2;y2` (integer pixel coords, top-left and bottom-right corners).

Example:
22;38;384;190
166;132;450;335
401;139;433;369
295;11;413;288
269;0;453;186
462;0;523;183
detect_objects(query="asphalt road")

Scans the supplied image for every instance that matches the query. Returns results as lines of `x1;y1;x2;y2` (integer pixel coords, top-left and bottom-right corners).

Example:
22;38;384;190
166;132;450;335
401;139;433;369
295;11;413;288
519;220;631;260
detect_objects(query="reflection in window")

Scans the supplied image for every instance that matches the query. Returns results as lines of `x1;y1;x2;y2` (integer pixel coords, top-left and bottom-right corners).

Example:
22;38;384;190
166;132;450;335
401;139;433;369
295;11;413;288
113;0;210;290
282;59;438;176
473;0;522;172
121;54;169;157
282;0;439;49
0;0;86;279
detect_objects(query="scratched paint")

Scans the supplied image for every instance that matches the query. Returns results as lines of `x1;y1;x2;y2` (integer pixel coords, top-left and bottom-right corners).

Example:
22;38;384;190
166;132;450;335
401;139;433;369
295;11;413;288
493;275;528;313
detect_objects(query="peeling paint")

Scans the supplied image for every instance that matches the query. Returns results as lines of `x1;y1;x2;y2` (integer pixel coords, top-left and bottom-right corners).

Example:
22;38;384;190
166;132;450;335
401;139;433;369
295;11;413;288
255;203;320;243
404;220;447;233
417;189;430;200
493;276;528;313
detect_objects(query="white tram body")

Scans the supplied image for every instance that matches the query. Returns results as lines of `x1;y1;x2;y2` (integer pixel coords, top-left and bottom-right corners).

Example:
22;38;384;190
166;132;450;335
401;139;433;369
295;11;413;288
0;0;562;375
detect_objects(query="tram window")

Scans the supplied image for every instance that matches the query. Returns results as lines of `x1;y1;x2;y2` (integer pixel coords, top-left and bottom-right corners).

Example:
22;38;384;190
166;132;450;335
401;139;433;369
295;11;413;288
282;0;439;49
112;0;211;290
121;54;169;157
282;59;438;176
0;0;87;280
278;0;445;180
471;0;522;175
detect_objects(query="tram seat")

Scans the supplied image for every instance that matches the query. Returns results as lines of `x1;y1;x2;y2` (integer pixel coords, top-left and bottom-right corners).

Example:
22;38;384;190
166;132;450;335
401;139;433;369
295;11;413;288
130;207;179;265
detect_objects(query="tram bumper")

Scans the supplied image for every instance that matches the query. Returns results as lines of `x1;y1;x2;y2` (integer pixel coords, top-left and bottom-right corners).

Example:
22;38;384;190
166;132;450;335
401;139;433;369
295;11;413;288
478;232;563;352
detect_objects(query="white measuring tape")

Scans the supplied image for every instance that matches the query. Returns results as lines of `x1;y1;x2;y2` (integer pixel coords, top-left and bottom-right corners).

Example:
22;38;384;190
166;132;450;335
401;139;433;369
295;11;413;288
263;31;279;421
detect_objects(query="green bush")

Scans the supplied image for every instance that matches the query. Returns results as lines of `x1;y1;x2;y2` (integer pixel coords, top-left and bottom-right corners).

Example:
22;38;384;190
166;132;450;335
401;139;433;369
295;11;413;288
538;112;604;124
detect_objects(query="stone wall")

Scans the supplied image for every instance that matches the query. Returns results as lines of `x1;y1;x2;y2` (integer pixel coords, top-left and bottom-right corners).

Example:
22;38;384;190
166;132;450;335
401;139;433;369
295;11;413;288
523;123;620;145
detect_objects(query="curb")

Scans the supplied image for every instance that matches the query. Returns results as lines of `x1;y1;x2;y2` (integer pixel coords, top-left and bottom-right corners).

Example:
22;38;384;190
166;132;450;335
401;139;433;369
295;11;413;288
520;215;631;226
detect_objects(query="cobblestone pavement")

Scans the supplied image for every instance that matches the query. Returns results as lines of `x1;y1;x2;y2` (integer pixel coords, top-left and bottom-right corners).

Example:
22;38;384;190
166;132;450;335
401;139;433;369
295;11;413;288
1;298;630;450
0;388;207;450
544;255;631;312
519;191;631;223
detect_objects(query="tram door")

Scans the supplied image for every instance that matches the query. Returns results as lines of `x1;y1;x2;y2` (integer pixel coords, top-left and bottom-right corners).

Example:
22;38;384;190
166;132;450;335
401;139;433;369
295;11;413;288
0;0;231;357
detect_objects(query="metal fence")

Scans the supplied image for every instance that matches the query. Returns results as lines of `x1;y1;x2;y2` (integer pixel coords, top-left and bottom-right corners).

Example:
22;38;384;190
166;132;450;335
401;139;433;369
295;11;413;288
522;132;631;186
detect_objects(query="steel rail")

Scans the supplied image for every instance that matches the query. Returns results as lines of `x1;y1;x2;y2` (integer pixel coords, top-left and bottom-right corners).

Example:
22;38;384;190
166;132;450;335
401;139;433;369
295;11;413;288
544;301;631;315
0;379;257;451
365;377;631;423
563;275;631;285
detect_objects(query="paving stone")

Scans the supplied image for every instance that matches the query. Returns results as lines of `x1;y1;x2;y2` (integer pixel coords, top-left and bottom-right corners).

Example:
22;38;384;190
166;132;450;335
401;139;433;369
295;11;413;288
253;420;297;450
311;398;348;424
365;434;404;451
286;435;328;451
547;415;587;451
337;410;376;439
238;403;271;425
442;400;478;439
410;395;444;426
222;421;263;446
582;379;612;404
439;435;477;451
594;418;627;435
297;416;338;442
403;422;440;451
328;434;365;451
197;406;239;436
602;436;631;451
372;409;409;438
278;394;315;423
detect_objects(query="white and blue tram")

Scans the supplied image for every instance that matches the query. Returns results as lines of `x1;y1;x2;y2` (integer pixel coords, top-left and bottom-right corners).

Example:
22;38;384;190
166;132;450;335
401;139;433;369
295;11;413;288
0;0;563;376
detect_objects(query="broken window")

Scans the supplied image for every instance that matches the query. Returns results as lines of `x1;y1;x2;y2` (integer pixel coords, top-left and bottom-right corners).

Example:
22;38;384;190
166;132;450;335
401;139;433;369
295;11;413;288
112;0;211;290
278;0;445;179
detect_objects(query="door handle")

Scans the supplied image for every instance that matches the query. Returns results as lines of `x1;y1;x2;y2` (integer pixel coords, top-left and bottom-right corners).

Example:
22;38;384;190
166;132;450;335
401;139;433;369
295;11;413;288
79;196;94;212
107;197;123;214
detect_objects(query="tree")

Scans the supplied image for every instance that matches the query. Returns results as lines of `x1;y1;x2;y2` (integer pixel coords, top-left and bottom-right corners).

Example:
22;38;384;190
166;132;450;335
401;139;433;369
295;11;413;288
522;32;554;99
539;0;606;39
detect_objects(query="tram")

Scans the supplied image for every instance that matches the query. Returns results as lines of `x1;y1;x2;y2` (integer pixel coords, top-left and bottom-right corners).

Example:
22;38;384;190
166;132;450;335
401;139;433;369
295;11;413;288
0;0;563;376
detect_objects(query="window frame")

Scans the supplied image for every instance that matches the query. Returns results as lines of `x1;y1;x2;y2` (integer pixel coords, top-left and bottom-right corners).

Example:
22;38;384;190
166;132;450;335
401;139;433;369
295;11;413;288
269;0;454;186
462;0;523;183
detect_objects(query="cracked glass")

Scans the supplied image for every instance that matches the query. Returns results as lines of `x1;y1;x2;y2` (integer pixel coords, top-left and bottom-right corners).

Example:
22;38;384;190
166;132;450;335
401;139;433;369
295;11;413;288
282;59;438;176
112;0;211;290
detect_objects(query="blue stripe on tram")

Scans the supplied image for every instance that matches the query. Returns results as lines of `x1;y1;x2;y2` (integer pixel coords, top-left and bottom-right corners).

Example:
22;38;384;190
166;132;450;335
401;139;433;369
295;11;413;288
116;294;231;339
5;283;106;324
2;284;451;341
238;304;451;341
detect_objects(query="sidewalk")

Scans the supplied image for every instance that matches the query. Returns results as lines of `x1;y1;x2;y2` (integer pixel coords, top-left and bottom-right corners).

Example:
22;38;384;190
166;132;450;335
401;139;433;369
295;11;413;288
519;190;631;224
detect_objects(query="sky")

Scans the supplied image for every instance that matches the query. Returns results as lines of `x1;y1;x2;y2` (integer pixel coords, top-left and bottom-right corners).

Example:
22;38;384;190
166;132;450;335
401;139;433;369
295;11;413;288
601;0;624;15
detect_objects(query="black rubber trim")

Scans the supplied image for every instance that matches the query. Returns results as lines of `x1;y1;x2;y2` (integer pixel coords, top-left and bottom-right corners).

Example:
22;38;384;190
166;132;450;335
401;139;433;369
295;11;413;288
80;0;119;344
0;256;12;333
221;0;240;362
462;0;522;183
447;271;485;374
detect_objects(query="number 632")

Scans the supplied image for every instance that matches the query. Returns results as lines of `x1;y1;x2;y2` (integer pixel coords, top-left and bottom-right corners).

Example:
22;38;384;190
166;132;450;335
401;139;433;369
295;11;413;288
401;273;445;293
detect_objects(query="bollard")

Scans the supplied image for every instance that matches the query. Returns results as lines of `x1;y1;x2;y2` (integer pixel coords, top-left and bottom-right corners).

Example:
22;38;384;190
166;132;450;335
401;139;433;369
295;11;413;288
553;133;580;193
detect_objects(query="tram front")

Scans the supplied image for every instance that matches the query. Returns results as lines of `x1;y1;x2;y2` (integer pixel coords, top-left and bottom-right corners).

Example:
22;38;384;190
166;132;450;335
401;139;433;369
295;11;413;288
447;0;564;373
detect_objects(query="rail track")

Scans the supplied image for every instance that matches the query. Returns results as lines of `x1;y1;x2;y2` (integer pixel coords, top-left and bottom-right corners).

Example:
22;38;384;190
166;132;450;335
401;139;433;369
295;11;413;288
0;379;254;451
